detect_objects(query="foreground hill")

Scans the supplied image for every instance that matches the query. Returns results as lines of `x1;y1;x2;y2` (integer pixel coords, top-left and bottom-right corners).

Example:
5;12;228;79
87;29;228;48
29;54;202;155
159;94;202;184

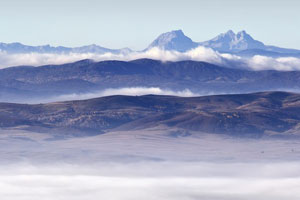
1;59;300;102
0;91;299;137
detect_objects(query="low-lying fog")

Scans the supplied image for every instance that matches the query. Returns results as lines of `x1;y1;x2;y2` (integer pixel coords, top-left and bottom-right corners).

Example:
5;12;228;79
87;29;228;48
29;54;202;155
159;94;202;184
1;47;300;71
32;87;203;103
1;128;300;200
3;87;218;104
5;87;300;104
1;162;300;200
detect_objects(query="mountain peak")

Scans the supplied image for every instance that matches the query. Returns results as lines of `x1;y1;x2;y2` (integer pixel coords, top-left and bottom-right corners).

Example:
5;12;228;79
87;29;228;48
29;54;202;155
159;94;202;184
200;30;265;52
157;30;186;41
146;30;198;52
238;30;247;34
170;29;184;34
236;30;253;40
225;30;235;37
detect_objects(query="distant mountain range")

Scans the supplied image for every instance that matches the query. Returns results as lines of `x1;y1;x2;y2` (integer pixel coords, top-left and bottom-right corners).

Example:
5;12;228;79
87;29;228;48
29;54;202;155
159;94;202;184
0;42;132;54
1;59;300;103
1;30;300;57
147;30;300;57
1;91;300;137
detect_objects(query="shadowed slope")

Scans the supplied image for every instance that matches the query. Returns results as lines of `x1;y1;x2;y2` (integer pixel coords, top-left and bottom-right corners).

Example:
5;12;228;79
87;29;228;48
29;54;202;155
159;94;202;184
0;91;300;137
1;59;300;103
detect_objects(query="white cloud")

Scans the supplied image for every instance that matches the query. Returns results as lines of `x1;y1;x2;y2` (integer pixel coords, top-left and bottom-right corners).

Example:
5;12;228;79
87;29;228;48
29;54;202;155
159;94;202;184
0;162;300;200
96;87;198;97
247;55;300;71
27;87;203;103
0;47;300;71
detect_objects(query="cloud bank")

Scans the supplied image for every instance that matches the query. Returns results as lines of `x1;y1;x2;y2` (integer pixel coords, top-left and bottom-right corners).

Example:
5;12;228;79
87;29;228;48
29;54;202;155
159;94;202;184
19;87;214;103
44;87;199;103
1;47;300;71
1;162;300;200
23;87;222;103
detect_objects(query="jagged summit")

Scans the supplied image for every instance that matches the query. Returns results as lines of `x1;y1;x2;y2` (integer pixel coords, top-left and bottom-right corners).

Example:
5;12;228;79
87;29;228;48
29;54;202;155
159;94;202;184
146;29;198;52
1;29;300;55
236;30;256;41
213;30;235;40
199;30;265;52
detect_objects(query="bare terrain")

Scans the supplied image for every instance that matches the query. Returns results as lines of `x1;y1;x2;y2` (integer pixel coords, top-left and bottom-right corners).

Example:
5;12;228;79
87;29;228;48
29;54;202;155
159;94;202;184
2;59;300;102
0;91;300;137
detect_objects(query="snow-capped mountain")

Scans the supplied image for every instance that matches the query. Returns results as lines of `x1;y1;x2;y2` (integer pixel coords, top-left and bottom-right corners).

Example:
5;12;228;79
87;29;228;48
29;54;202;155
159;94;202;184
146;29;300;56
145;30;198;52
0;42;132;54
1;30;300;56
199;30;300;55
199;30;265;52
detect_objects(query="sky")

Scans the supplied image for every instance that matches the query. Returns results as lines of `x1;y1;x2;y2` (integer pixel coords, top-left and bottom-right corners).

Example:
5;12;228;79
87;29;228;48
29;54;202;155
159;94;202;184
0;0;299;50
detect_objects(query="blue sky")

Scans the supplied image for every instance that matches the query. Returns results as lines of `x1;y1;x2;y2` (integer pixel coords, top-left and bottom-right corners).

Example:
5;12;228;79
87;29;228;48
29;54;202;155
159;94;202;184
0;0;299;50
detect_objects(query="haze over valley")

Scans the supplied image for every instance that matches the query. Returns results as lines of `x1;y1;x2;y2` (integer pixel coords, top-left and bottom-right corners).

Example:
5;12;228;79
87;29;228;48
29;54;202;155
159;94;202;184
1;0;300;199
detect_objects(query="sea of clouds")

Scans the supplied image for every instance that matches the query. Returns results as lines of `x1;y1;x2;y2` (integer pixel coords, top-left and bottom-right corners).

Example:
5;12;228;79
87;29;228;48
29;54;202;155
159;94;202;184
1;47;300;71
1;162;300;200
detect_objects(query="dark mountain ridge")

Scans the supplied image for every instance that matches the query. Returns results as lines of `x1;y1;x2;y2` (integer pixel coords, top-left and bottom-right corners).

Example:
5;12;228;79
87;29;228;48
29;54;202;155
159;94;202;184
1;59;300;102
1;91;300;138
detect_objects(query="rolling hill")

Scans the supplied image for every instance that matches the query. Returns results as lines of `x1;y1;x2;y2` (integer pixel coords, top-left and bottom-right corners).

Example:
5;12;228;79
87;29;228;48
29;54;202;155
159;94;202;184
1;91;300;138
1;59;300;102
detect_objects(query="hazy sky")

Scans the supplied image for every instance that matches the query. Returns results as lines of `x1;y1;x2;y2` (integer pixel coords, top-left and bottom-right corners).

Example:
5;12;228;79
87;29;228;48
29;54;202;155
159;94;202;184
0;0;299;50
